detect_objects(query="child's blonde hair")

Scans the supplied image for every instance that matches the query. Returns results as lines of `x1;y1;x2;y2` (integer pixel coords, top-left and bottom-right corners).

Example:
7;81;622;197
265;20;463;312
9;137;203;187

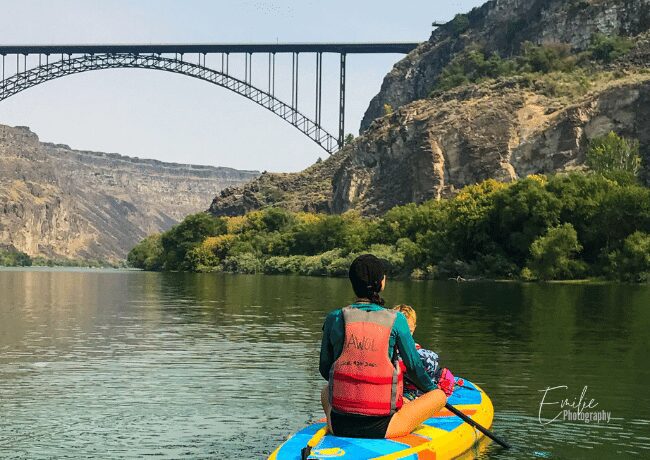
393;304;416;323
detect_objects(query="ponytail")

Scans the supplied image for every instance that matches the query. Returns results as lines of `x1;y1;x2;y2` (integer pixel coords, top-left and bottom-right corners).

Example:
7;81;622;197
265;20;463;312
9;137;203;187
369;291;385;306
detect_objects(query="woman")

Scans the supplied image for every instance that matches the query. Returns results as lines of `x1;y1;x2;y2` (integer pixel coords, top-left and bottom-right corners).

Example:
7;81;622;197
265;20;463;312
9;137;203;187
319;254;454;439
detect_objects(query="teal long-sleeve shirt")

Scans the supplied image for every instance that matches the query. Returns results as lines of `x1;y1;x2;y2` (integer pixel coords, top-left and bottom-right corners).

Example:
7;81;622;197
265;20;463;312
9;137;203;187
319;303;436;393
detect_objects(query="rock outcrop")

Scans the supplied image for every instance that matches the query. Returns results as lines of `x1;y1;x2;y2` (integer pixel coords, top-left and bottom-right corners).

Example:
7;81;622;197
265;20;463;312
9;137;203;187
208;154;345;216
0;124;258;261
208;0;650;218
209;75;650;216
331;78;650;214
361;0;650;131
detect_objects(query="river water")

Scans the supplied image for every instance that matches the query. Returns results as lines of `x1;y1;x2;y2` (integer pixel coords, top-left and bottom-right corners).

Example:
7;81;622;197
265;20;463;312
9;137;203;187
0;268;648;459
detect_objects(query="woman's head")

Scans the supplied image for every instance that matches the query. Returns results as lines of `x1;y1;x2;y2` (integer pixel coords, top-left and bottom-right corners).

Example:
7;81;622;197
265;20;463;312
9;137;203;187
393;304;417;334
348;254;386;306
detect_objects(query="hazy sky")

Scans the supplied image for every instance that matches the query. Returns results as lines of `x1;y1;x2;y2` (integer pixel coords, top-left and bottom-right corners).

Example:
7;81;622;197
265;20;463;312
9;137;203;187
0;0;485;172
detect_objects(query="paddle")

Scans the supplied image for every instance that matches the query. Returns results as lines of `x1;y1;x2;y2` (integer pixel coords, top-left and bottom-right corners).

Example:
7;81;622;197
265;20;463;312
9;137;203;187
445;402;511;449
300;426;327;460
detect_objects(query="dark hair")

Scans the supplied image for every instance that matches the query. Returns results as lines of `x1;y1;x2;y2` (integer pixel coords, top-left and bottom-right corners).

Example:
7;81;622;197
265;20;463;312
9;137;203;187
349;254;386;306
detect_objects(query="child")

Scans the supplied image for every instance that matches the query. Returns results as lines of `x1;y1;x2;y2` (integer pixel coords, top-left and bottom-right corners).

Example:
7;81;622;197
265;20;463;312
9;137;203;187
393;304;451;400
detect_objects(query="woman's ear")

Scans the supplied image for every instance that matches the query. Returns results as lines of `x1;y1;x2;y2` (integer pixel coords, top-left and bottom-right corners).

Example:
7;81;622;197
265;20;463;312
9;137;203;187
380;275;386;291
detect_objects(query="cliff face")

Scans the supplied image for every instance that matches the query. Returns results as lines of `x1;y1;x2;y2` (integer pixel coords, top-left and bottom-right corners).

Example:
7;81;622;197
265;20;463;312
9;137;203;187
331;78;650;214
0;124;258;261
361;0;650;131
208;154;346;216
208;0;650;218
209;75;650;217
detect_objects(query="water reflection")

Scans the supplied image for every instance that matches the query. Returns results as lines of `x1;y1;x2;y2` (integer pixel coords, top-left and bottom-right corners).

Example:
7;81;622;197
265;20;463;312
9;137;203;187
0;269;649;458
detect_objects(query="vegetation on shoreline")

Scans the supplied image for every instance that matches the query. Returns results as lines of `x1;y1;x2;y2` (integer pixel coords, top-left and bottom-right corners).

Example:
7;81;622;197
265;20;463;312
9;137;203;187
128;134;649;283
430;34;635;98
0;249;32;267
0;248;122;269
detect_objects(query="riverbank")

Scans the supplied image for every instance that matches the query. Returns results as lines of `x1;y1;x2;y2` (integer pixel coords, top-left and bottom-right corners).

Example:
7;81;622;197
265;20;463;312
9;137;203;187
128;170;650;283
0;249;124;269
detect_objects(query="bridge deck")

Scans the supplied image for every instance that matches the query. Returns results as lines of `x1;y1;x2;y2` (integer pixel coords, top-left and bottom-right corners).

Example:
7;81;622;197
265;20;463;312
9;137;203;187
0;43;419;55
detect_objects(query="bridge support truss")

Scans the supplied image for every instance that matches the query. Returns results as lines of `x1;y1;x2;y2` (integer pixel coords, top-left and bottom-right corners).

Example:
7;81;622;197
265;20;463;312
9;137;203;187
0;43;417;154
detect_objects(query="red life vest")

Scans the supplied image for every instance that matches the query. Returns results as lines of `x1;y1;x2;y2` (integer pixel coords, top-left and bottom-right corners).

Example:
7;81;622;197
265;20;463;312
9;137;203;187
329;306;403;416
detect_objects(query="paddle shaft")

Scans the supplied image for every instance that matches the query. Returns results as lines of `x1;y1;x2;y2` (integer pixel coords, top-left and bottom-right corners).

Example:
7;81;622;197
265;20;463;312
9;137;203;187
445;402;511;449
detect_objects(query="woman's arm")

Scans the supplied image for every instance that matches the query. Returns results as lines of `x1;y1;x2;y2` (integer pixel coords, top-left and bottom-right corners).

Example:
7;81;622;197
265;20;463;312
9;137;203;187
394;313;436;392
319;311;337;380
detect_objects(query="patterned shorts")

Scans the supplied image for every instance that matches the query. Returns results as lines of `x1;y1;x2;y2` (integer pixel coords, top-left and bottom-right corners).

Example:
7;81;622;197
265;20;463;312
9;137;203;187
404;348;439;400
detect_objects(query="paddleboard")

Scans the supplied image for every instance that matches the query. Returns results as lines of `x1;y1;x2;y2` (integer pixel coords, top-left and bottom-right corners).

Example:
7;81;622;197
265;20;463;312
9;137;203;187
269;378;494;460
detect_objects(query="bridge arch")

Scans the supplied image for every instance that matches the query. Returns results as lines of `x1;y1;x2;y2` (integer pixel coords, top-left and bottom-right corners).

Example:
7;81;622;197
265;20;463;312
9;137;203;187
0;53;340;153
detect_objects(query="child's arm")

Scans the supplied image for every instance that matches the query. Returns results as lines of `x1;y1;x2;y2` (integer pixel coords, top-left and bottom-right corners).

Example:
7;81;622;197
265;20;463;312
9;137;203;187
394;313;437;392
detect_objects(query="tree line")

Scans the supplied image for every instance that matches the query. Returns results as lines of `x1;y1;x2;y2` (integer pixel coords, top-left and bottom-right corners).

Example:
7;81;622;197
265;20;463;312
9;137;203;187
128;133;649;282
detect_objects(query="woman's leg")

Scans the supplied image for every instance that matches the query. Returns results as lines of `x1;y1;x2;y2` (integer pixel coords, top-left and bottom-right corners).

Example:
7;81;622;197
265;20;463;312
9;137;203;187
385;389;447;438
320;385;333;434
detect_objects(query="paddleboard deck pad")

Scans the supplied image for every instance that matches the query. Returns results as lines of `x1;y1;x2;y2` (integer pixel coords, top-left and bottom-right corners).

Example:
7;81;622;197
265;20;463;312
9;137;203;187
269;378;494;460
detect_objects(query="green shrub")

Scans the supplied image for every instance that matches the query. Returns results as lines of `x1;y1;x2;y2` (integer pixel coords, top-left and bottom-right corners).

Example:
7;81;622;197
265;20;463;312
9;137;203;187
184;244;220;272
490;177;563;265
526;223;586;280
586;132;642;177
588;34;633;63
431;34;633;95
531;69;592;98
436;49;517;92
127;234;163;270
0;249;32;267
326;254;357;277
260;207;295;232
472;253;518;278
450;14;470;36
519;42;576;73
223;252;263;274
606;231;650;282
366;244;405;275
129;170;650;282
594;186;650;262
160;213;227;270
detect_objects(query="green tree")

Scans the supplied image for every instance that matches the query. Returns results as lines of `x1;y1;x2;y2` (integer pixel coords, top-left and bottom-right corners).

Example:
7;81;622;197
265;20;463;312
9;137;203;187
0;249;32;267
184;244;220;272
127;234;163;270
545;173;616;264
526;223;585;280
606;231;650;282
586;132;642;178
261;207;295;233
289;215;348;255
445;179;508;260
344;133;355;145
161;213;227;270
490;177;563;265
593;185;650;256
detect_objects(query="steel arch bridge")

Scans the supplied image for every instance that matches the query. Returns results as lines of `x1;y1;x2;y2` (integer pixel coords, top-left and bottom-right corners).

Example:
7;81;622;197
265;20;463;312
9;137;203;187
0;43;418;154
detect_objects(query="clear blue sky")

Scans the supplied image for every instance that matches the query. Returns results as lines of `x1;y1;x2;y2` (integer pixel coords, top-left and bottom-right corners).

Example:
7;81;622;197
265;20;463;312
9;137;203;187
0;0;485;172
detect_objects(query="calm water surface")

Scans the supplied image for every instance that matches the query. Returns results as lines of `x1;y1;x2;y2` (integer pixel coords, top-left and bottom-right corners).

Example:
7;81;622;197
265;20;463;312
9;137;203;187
0;268;649;459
